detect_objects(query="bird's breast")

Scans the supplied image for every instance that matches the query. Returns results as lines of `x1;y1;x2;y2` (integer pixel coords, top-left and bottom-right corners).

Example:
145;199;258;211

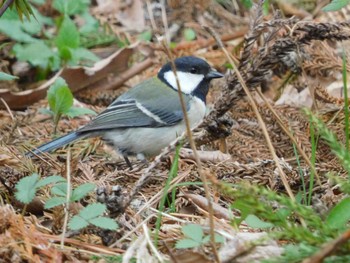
186;96;206;125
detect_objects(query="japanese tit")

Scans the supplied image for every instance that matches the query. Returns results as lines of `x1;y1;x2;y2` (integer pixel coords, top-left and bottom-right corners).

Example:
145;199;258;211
27;56;224;167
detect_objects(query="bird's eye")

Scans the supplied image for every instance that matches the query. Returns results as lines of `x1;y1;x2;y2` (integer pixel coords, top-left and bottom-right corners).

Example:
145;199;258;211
190;67;198;74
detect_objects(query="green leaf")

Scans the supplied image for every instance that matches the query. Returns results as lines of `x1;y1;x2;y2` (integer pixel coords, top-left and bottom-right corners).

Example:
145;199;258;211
14;0;35;21
0;19;37;43
51;182;68;197
38;108;54;116
183;28;196;41
34;175;65;188
15;173;40;204
71;183;95;201
44;196;66;209
241;0;253;9
47;77;73;116
0;6;51;43
138;30;152;42
0;72;18;80
69;47;99;66
79;11;99;33
65;107;96;118
202;233;225;244
53;0;90;15
175;239;201;249
323;0;350;11
59;46;73;61
31;0;46;4
245;214;274;229
182;224;204;243
326;197;350;229
55;16;80;56
275;207;292;221
79;203;106;220
13;42;55;69
89;217;118;230
69;215;89;230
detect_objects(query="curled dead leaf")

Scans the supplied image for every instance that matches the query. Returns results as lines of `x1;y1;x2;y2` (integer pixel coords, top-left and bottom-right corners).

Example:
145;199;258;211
0;46;136;110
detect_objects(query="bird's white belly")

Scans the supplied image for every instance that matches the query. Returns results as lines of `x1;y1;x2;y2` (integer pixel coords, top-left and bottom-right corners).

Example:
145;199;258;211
103;97;206;157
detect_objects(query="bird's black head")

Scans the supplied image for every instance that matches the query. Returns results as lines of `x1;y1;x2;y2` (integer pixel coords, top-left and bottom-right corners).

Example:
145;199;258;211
158;56;223;102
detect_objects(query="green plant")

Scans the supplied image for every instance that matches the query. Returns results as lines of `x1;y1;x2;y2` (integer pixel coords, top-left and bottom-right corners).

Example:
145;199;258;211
69;203;118;230
0;0;35;20
238;0;269;14
44;181;96;209
46;179;117;231
183;28;196;41
308;121;317;205
175;224;224;249
15;173;66;204
0;72;18;80
41;77;96;133
0;0;121;80
154;144;181;245
323;0;350;12
15;173;117;231
219;109;350;261
342;51;349;150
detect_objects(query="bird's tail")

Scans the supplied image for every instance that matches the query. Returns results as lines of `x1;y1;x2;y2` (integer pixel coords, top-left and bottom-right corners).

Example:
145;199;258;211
26;131;84;157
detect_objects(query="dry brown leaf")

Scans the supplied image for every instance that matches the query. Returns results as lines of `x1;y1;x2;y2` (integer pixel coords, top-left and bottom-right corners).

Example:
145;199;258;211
0;46;135;110
218;232;283;263
183;192;233;220
173;251;212;263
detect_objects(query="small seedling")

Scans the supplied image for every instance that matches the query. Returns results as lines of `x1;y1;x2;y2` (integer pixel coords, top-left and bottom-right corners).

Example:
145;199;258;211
45;181;117;231
15;173;117;231
323;0;350;12
0;72;18;80
183;28;196;41
1;2;100;80
41;77;96;133
44;181;96;209
69;203;118;231
175;224;224;249
11;0;35;21
15;173;66;204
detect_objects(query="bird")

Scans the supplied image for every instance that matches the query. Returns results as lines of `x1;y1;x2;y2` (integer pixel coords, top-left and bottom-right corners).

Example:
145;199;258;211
27;56;224;167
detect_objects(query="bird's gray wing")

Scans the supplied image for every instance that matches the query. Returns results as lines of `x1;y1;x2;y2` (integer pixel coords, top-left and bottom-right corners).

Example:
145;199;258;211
78;78;190;133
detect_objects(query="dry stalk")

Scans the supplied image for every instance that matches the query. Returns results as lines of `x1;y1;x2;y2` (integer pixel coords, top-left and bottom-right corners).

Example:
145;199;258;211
205;26;296;203
256;88;321;186
163;45;220;263
61;149;71;249
142;223;164;262
302;229;350;263
0;98;22;136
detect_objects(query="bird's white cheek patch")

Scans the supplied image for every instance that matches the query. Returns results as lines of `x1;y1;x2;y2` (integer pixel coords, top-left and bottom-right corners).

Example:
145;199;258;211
164;71;204;94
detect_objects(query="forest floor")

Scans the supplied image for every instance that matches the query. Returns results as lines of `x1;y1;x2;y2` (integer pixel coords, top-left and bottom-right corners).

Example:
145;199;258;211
1;0;350;262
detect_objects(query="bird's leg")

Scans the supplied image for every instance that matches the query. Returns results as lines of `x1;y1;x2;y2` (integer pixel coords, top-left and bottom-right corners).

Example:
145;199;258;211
123;155;133;169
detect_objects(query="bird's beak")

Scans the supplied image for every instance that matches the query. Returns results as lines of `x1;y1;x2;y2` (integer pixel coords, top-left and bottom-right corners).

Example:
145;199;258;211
207;70;224;79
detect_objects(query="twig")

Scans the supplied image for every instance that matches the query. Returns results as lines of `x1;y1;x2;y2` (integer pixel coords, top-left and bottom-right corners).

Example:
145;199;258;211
255;89;321;186
160;0;170;44
42;233;125;254
0;0;14;17
204;26;296;201
61;149;71;249
302;229;350;263
146;0;158;31
78;58;154;94
142;223;164;262
0;98;22;136
173;30;248;51
162;44;220;262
